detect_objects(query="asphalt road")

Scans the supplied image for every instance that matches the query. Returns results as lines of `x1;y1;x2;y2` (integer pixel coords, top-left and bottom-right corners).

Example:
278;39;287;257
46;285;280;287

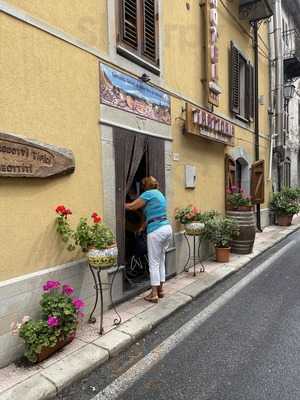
58;230;300;400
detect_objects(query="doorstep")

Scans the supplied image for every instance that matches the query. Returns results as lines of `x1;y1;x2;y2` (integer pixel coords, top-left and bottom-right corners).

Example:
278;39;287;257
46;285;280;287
1;219;300;400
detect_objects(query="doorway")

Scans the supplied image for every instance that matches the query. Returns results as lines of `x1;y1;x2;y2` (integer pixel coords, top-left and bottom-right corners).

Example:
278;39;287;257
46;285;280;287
113;128;166;293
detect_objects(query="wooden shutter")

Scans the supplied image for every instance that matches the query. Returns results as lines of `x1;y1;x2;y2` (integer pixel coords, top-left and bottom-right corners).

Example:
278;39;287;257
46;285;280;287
230;42;240;115
142;0;158;64
225;154;236;207
246;63;254;121
120;0;138;49
251;160;265;204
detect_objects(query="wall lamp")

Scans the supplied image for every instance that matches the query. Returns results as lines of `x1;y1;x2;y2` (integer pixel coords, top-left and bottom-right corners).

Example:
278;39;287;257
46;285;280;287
284;84;296;99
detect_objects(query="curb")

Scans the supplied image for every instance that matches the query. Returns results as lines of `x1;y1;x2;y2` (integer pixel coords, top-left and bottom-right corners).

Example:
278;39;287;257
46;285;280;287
1;224;300;400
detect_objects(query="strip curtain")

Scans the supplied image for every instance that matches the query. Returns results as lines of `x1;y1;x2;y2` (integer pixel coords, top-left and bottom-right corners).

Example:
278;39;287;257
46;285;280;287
114;129;166;265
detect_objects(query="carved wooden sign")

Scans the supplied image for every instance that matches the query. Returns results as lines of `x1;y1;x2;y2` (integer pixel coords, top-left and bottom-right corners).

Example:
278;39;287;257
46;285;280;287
0;132;75;178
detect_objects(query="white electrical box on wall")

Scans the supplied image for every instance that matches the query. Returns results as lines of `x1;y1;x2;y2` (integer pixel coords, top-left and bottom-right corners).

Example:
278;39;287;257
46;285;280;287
185;165;197;189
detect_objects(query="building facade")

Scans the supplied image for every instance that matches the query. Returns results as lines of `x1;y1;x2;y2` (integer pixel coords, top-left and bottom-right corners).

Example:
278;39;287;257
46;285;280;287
0;0;272;366
270;0;300;190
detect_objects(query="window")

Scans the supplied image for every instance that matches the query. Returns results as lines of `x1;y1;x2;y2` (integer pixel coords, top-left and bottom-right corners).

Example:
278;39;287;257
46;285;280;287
117;0;159;73
230;42;254;122
283;158;291;188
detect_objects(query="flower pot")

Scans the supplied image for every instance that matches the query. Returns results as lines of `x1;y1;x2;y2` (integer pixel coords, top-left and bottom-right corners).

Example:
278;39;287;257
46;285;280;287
277;214;293;226
87;245;118;269
215;247;231;263
227;205;254;212
226;210;256;254
36;332;75;363
184;222;205;236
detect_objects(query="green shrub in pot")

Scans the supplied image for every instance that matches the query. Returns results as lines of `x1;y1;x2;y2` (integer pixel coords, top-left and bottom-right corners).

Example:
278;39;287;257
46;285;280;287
203;216;240;248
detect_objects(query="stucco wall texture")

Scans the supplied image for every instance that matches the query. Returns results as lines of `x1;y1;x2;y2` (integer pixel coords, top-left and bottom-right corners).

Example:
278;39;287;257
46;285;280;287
0;0;271;281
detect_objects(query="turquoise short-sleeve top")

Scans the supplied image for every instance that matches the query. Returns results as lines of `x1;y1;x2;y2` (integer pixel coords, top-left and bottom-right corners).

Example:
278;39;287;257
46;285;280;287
140;189;169;234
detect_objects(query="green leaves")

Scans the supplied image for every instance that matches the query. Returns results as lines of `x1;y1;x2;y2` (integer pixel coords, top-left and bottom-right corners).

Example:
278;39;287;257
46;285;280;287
55;213;115;252
202;216;240;248
270;187;300;216
18;287;79;362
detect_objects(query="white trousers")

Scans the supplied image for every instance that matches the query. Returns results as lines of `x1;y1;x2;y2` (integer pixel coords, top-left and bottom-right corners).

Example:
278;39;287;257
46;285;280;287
147;225;172;286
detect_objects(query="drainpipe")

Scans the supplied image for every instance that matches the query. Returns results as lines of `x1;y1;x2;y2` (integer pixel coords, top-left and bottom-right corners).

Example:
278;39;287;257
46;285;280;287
253;20;262;232
274;0;283;189
268;17;275;181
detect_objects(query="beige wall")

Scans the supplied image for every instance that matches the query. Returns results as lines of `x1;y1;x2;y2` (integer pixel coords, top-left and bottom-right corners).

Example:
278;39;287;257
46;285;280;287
4;0;108;51
0;14;103;280
0;0;272;280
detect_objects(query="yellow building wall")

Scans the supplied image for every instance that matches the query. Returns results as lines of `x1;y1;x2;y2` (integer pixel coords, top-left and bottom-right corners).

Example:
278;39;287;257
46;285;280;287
0;14;103;280
4;0;108;52
0;0;272;280
163;0;271;221
171;98;226;229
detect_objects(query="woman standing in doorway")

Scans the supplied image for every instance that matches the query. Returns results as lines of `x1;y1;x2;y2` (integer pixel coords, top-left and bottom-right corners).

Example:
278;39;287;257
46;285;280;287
125;176;172;303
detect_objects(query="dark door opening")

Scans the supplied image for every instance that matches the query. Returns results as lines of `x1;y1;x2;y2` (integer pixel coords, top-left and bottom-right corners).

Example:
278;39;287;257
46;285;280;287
113;128;166;295
124;152;149;290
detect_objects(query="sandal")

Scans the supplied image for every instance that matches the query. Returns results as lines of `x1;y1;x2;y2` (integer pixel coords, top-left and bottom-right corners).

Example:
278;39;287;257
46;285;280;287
157;289;165;298
144;294;159;303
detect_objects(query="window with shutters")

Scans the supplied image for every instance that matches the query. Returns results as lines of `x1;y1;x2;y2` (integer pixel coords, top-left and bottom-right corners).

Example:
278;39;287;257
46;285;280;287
230;42;254;122
117;0;160;74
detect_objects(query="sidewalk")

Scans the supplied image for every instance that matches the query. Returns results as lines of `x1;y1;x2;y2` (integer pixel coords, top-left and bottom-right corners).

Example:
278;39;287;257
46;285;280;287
1;219;300;400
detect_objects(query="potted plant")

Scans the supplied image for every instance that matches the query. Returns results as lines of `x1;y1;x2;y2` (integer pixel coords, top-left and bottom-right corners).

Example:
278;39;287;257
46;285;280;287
226;186;256;254
175;205;204;235
11;280;85;363
55;205;118;268
226;186;253;211
203;216;240;262
270;187;300;226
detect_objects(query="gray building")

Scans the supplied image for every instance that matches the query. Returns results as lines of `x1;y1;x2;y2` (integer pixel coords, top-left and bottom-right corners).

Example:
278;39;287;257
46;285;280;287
270;0;300;190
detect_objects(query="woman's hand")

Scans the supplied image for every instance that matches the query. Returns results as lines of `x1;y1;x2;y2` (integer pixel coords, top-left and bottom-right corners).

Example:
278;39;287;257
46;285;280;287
125;198;145;211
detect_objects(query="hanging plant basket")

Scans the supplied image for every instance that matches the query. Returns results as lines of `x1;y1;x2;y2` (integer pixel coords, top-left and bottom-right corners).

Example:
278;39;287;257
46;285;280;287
184;222;205;236
87;245;118;269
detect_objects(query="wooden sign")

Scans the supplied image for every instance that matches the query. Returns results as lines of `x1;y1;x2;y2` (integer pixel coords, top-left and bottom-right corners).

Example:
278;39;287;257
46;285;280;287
0;132;75;178
185;103;234;146
205;0;222;107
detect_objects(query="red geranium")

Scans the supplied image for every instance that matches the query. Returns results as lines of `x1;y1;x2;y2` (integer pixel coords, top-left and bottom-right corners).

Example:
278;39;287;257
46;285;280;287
91;212;102;224
55;205;72;218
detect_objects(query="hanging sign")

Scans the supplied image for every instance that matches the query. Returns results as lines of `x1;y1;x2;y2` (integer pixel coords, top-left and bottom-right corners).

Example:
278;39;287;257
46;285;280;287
205;0;222;106
100;64;171;125
0;132;75;178
185;103;234;145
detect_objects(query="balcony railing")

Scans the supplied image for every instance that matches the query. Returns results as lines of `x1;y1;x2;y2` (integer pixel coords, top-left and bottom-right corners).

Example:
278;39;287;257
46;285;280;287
239;0;274;22
283;30;300;80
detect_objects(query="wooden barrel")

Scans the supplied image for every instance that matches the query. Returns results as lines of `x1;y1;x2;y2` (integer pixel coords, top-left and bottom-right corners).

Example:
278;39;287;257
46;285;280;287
226;210;256;254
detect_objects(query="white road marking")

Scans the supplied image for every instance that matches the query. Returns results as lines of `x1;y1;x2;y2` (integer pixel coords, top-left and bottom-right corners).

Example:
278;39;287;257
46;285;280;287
92;240;296;400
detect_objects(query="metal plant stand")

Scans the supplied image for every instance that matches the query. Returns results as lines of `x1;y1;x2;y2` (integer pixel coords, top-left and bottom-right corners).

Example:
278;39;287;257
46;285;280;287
183;233;205;276
88;263;122;335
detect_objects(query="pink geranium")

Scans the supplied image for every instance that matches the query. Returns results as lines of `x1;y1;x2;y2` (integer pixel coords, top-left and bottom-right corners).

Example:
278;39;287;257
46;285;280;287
62;284;74;296
43;280;61;291
72;298;85;310
47;316;60;327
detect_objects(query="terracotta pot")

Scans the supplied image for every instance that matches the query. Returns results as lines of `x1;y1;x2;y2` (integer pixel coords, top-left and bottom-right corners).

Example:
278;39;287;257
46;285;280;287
277;214;293;226
36;332;75;363
226;210;256;254
215;247;231;263
87;244;118;269
184;222;205;236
